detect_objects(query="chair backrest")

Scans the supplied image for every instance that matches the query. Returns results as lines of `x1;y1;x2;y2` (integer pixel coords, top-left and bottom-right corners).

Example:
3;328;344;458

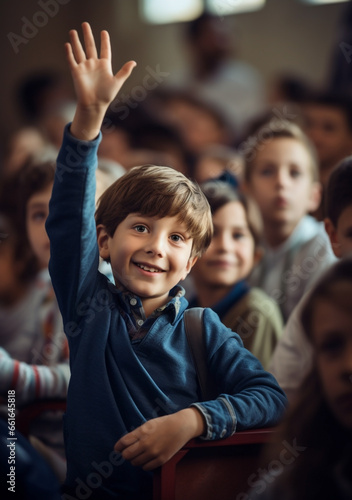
153;428;276;500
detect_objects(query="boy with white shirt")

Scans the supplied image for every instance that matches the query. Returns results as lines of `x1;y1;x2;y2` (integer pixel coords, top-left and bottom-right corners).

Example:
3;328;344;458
244;121;336;321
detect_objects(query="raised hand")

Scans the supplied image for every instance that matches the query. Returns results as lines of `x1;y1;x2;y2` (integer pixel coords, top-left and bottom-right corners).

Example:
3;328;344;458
66;22;136;140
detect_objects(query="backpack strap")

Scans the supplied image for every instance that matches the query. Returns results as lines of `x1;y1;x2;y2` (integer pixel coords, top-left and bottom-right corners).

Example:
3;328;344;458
184;307;218;401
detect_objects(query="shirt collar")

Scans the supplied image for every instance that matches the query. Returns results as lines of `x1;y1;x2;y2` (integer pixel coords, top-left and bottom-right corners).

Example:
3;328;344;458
107;280;186;322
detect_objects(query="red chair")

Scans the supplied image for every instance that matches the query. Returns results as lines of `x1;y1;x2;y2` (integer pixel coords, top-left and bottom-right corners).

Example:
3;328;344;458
16;399;67;438
153;428;276;500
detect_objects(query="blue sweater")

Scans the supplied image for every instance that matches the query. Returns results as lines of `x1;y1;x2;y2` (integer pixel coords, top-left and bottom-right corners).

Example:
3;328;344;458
46;126;287;499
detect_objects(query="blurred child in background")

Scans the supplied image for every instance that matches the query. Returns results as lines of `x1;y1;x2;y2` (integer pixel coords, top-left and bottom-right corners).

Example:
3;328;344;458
190;181;283;369
244;121;335;322
248;257;352;500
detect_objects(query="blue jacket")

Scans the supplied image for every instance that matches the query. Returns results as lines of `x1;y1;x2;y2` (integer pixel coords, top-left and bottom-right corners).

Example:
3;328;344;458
46;126;287;499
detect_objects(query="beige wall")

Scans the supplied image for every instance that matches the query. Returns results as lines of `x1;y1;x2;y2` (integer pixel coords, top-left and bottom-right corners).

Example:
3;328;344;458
0;0;346;141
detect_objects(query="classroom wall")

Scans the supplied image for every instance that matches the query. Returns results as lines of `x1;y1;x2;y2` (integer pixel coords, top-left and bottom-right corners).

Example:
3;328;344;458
0;0;347;143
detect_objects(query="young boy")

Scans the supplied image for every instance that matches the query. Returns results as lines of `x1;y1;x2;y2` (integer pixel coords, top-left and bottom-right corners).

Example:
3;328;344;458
46;23;287;499
302;92;352;219
244;121;336;322
269;156;352;402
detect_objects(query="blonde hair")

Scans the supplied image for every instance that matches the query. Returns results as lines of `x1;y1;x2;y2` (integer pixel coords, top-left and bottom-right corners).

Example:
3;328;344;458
95;164;213;258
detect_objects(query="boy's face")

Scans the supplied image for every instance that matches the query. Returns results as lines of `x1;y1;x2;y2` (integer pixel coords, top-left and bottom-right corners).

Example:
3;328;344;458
97;214;197;314
246;138;320;231
312;292;352;431
325;205;352;258
26;183;53;269
303;105;352;170
192;201;258;290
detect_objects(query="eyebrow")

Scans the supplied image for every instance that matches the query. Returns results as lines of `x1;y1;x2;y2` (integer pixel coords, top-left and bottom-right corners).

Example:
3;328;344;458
27;201;48;210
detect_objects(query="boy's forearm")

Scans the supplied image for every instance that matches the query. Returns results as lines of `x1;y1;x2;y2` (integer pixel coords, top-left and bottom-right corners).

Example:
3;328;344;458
180;407;206;439
70;105;107;141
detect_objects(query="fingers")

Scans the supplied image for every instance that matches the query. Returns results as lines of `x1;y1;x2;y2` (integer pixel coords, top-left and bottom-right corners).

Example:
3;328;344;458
100;30;111;60
115;438;162;471
66;22;100;64
114;432;138;452
114;60;137;84
65;42;77;70
69;29;86;64
82;21;98;59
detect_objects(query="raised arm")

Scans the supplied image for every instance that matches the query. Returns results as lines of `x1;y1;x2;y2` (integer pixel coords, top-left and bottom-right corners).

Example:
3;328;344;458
46;24;136;321
66;22;136;140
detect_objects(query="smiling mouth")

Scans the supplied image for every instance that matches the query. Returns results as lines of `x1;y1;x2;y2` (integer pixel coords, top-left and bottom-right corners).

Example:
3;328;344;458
135;263;165;273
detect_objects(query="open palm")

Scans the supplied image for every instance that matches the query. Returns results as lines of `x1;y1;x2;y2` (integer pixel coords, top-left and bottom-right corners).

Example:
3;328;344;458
66;22;136;110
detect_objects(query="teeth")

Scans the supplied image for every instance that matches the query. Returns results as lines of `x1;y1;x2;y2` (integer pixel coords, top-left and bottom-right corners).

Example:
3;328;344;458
137;263;162;273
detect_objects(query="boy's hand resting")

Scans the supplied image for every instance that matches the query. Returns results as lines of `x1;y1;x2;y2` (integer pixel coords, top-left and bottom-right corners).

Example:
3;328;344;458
66;22;136;140
114;408;205;471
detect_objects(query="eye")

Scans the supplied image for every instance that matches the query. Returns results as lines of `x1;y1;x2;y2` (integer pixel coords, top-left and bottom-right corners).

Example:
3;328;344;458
318;335;345;358
30;210;47;222
323;122;337;134
290;168;301;178
258;165;275;177
232;231;244;240
343;228;352;239
134;225;148;233
170;234;183;243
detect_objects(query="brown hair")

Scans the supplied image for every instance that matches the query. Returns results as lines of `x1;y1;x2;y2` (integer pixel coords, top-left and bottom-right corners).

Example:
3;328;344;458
325;156;352;226
243;120;319;183
95;164;213;258
301;257;352;339
200;180;263;249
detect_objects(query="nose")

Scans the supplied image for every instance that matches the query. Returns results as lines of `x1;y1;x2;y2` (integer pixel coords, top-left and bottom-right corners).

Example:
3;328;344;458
144;233;166;258
213;231;233;253
275;169;290;188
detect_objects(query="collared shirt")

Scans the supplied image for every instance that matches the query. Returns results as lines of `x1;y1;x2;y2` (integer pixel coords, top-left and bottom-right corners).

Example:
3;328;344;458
114;283;184;341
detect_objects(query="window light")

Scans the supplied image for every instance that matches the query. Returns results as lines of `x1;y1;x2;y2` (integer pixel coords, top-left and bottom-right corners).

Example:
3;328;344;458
140;0;203;24
206;0;265;16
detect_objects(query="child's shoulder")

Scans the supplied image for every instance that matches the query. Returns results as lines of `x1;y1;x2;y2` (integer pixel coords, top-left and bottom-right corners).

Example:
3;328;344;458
295;215;335;259
223;287;283;327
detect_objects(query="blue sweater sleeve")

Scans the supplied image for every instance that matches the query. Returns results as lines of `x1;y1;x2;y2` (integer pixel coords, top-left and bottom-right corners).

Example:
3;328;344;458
46;125;102;325
191;308;287;440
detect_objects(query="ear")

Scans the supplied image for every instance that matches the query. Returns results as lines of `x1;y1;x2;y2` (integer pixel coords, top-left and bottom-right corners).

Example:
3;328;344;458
307;181;322;213
241;180;250;195
324;218;341;258
253;246;264;267
96;224;111;261
180;255;198;281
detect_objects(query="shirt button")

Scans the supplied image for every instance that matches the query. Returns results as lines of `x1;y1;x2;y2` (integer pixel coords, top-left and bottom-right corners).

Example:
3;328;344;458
137;319;144;326
220;429;226;438
130;298;137;306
